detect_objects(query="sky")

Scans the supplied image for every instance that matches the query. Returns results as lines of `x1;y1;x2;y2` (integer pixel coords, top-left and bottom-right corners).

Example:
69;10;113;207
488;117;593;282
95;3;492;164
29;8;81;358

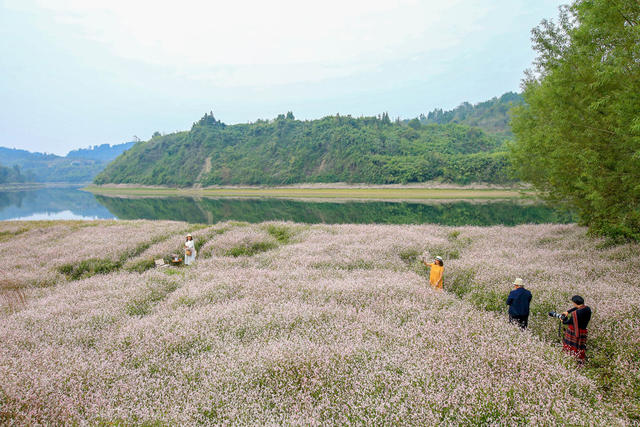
0;0;565;156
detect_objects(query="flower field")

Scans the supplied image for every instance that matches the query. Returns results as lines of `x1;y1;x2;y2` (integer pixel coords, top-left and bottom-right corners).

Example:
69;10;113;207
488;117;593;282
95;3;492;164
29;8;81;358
0;220;638;424
0;220;187;288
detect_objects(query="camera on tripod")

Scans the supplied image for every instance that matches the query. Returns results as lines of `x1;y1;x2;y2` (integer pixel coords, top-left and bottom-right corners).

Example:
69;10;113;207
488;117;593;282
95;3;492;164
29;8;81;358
548;311;566;320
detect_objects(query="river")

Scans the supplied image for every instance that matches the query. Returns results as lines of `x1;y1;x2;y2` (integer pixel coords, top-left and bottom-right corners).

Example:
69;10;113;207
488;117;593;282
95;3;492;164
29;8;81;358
0;185;574;225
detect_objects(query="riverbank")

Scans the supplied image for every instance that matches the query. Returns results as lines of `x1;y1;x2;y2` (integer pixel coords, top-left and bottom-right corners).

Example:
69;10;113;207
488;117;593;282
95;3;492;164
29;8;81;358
0;182;92;191
0;183;44;191
85;184;531;201
0;220;637;423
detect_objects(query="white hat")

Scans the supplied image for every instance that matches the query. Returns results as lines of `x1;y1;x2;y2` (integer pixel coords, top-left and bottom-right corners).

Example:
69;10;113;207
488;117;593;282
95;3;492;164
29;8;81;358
434;256;443;262
512;278;524;286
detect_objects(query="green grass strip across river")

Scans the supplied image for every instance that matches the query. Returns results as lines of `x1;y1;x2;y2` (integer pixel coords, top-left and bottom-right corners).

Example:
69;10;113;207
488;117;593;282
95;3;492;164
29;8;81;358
85;185;529;200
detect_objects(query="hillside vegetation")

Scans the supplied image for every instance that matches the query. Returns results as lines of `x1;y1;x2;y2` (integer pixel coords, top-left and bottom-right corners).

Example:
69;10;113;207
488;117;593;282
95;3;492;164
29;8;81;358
0;142;134;183
420;92;523;139
96;113;514;187
0;162;27;184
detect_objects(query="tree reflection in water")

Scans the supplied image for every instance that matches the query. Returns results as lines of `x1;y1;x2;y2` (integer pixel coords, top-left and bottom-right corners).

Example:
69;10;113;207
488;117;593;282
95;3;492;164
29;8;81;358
95;195;575;226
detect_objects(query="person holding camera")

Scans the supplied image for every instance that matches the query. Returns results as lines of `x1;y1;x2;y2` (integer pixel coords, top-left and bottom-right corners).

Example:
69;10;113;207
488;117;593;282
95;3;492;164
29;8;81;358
560;295;591;364
421;256;444;290
506;278;532;329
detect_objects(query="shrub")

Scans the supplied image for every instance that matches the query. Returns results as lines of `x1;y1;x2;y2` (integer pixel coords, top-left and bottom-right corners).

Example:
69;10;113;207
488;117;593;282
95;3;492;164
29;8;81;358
58;258;121;281
125;259;156;274
265;224;294;244
446;268;476;298
225;241;277;257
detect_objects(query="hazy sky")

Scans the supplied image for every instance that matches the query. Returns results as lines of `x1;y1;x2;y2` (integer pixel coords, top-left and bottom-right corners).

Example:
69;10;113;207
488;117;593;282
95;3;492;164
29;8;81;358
0;0;564;155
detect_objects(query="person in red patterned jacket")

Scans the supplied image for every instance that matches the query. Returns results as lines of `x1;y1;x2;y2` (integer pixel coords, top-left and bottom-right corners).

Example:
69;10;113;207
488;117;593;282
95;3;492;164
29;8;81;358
561;295;591;364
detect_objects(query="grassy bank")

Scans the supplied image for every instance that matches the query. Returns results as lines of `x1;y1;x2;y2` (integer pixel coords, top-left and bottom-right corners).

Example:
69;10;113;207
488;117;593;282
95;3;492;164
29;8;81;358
85;185;527;201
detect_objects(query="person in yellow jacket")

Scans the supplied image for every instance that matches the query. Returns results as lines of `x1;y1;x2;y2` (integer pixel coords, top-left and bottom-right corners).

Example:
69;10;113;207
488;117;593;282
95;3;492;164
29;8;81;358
422;255;444;290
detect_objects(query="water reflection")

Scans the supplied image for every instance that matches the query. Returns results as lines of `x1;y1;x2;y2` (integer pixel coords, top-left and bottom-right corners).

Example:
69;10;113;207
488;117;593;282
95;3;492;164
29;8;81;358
0;186;115;221
0;186;575;225
95;195;575;226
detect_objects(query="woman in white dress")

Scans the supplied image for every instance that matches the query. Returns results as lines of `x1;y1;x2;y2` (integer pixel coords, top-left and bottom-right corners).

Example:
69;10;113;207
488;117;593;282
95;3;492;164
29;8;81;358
184;234;197;265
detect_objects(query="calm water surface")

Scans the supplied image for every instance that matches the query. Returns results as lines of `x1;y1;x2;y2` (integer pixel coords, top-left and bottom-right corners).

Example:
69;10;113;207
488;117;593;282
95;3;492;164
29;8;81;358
0;186;575;225
0;186;115;221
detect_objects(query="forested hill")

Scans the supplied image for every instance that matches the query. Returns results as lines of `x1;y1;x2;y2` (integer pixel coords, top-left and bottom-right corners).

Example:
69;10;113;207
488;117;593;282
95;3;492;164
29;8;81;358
95;113;514;187
0;142;134;183
0;162;27;184
419;92;523;138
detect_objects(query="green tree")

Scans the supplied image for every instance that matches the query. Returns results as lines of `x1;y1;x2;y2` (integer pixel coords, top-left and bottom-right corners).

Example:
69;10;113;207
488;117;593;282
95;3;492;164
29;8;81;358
408;118;422;130
510;0;640;240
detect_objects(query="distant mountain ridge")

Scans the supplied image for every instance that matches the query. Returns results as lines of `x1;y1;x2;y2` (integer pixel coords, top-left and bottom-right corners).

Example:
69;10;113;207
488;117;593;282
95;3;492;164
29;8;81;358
0;142;134;183
96;104;517;187
66;142;136;162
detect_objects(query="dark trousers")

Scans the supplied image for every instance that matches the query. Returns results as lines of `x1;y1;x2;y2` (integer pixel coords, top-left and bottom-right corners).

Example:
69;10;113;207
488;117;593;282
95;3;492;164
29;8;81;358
509;314;529;330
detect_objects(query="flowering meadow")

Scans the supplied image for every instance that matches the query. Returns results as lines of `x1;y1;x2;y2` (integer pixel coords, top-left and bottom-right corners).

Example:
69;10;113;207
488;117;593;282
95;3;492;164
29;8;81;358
0;220;187;289
0;220;637;424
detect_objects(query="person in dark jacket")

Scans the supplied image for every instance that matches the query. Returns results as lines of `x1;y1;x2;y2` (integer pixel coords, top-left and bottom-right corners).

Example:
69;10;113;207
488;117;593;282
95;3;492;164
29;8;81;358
561;295;591;364
506;278;532;329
